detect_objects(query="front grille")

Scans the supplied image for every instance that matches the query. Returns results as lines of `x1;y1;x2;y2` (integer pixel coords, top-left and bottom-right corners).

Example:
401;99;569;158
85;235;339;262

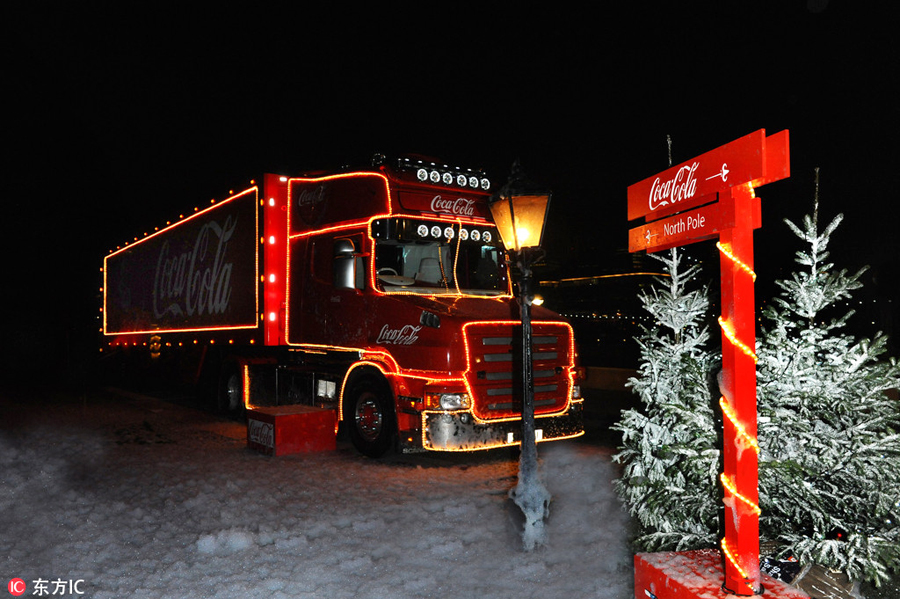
463;321;574;421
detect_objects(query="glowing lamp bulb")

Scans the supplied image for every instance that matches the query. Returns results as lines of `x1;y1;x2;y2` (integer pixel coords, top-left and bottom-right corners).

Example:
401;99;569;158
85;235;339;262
516;227;531;244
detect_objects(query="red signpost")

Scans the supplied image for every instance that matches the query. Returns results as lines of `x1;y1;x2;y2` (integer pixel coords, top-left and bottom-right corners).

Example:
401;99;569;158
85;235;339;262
628;130;792;598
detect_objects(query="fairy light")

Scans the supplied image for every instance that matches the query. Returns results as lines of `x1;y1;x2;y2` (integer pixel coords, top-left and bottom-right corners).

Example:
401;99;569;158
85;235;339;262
717;220;761;595
719;397;760;454
461;320;576;421
243;364;251;409
717;241;756;282
720;538;755;592
718;317;758;363
103;186;260;338
452;219;462;294
717;230;761;594
720;473;761;515
104;323;258;336
718;309;761;592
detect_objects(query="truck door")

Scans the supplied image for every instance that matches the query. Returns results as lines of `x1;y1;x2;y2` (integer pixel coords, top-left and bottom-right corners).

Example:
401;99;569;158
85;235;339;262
328;233;369;346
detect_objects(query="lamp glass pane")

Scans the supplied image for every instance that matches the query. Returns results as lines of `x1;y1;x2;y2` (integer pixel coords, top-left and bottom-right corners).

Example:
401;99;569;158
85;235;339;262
510;194;549;249
489;198;516;251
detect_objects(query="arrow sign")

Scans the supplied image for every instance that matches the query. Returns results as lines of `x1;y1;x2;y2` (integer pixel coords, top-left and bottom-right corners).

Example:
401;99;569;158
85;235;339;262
627;129;766;222
629;202;726;253
628;197;761;253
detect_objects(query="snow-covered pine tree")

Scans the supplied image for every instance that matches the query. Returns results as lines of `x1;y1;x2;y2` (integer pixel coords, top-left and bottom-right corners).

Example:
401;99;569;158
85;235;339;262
757;185;900;587
613;248;721;551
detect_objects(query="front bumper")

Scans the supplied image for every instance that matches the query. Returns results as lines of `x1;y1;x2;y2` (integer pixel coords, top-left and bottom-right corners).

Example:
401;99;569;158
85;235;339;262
421;400;584;452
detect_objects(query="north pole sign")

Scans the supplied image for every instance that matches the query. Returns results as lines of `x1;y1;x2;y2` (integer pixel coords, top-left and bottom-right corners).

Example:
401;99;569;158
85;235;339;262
628;195;761;254
628;129;790;598
628;129;788;251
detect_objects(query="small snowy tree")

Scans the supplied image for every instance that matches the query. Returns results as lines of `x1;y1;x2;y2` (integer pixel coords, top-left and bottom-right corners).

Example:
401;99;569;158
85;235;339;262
757;188;900;587
613;248;721;551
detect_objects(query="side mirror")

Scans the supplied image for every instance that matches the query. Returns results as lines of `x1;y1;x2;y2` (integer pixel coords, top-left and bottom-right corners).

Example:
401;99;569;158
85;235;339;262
333;238;363;290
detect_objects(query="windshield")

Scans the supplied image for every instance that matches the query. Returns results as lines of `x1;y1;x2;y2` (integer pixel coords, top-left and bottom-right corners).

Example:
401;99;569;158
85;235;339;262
372;219;509;296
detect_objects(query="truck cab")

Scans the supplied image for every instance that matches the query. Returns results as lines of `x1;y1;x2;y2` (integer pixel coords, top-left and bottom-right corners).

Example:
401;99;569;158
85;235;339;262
280;157;583;455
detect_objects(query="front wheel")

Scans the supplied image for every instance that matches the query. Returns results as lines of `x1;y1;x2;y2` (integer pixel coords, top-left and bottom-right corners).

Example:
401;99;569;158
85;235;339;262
344;377;396;458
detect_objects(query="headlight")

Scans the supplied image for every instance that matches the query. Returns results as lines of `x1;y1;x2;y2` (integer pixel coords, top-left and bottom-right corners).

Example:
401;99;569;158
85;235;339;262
425;392;471;410
440;393;470;410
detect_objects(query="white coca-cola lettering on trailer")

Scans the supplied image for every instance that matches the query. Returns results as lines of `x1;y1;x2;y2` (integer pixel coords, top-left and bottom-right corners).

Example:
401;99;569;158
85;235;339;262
152;216;237;319
430;195;476;216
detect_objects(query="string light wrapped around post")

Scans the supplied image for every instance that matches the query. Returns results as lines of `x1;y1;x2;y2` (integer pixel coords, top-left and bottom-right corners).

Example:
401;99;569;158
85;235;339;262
716;182;763;595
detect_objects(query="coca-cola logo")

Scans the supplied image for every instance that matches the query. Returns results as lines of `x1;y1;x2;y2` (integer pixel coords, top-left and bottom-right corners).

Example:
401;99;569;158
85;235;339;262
648;162;699;212
297;185;327;226
152;216;236;319
376;324;421;345
298;186;326;208
430;195;476;216
248;419;274;448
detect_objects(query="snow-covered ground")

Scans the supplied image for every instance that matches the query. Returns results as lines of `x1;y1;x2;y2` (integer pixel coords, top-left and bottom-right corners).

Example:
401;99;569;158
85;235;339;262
2;389;634;599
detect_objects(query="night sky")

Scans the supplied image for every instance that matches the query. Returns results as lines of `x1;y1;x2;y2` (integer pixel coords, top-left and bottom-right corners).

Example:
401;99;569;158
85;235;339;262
6;3;899;377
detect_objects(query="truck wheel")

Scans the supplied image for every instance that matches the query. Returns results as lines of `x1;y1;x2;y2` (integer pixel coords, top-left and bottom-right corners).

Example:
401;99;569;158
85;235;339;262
345;377;396;458
218;364;246;419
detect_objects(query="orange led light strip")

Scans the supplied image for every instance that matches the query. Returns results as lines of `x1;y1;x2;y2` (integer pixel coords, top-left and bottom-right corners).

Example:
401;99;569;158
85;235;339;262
103;187;260;337
717;233;761;593
718;317;758;363
720;538;755;591
420;423;583;453
719;472;761;591
717;241;756;282
720;473;761;515
718;396;760;454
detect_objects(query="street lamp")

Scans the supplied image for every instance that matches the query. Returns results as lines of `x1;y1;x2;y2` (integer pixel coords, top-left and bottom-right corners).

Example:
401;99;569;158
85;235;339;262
489;160;552;550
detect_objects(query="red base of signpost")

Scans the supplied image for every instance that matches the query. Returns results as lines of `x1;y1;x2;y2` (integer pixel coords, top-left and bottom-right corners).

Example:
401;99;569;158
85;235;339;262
247;405;337;455
634;551;809;599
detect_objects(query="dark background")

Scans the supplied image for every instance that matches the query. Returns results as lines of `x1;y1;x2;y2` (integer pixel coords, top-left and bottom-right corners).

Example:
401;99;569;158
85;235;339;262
5;2;899;381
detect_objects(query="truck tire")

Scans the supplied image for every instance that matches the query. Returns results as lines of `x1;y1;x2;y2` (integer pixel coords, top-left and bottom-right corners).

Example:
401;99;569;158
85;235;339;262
218;363;246;419
344;376;396;458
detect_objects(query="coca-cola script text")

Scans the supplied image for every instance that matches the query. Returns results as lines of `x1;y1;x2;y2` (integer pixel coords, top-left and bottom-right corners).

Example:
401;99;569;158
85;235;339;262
430;195;476;216
153;216;236;319
376;324;421;345
648;162;699;212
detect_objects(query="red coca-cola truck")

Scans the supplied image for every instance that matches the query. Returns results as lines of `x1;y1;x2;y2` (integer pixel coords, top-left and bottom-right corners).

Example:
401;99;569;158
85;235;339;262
102;156;584;456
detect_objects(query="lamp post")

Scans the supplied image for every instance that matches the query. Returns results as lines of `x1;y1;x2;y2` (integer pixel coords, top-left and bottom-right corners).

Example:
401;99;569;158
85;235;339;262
489;160;552;550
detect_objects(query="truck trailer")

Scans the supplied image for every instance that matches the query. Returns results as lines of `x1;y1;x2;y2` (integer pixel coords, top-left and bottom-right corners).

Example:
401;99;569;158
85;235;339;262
102;155;584;456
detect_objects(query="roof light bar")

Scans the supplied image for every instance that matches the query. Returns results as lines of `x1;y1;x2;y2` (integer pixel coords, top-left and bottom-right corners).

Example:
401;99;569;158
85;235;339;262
398;157;491;191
